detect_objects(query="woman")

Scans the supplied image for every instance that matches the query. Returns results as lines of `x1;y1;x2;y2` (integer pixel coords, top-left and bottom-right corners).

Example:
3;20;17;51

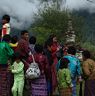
0;35;14;96
48;34;60;94
29;44;48;96
82;50;95;96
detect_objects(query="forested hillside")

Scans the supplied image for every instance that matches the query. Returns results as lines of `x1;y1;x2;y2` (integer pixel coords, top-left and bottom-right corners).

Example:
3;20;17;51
72;10;95;44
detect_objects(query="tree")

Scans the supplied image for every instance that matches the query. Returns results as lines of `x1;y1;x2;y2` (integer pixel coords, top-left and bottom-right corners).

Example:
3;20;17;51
29;5;68;44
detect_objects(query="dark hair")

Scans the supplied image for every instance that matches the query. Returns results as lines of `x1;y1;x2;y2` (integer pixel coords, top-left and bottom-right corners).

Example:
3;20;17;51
59;58;70;69
14;52;21;60
67;46;76;55
34;44;43;53
82;50;91;59
3;34;11;42
29;36;36;44
11;35;18;44
2;15;10;23
21;30;28;35
44;39;52;49
49;34;56;40
48;34;56;44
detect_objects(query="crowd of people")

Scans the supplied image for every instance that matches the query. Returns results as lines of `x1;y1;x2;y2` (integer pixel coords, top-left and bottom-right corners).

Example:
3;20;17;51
0;14;95;96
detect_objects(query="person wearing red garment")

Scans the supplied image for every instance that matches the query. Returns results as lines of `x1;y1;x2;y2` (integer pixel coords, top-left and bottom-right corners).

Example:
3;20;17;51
48;34;61;95
28;44;48;96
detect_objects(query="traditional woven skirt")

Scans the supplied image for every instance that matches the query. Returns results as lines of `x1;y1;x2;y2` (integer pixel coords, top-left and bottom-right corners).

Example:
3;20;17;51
59;88;72;96
0;65;11;96
31;74;48;96
84;79;95;96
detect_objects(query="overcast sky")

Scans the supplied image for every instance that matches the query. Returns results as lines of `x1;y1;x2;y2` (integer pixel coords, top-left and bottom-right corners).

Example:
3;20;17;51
65;0;95;12
0;0;95;29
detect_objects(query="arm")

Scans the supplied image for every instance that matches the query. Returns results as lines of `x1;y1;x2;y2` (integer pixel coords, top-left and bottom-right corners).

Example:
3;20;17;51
2;25;7;37
12;62;24;74
76;59;81;77
65;70;72;87
6;43;14;57
83;62;90;76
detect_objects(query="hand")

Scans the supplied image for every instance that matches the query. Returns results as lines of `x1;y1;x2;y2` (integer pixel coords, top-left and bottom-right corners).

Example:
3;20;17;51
7;65;11;71
77;77;83;83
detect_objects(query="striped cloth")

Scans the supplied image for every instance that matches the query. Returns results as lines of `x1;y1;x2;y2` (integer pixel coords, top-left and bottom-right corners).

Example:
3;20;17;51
0;65;11;96
59;88;72;96
31;74;48;96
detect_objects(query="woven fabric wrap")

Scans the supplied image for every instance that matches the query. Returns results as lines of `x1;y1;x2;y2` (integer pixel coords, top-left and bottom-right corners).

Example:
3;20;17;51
31;74;48;96
59;88;72;96
0;66;11;96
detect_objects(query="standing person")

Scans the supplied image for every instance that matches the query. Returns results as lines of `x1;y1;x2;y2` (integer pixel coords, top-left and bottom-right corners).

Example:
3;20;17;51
29;36;36;54
0;34;14;96
57;58;73;96
1;14;11;37
16;30;30;96
11;52;24;96
48;34;60;94
29;44;48;96
16;30;30;70
82;50;95;96
44;40;54;96
64;46;82;96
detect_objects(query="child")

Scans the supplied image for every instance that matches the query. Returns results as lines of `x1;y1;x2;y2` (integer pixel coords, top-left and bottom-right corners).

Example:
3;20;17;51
57;58;73;96
11;52;24;96
2;14;11;37
10;35;18;52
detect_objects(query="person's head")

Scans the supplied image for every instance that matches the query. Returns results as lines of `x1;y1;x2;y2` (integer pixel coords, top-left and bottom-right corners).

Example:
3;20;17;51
59;58;70;69
21;30;29;41
2;34;11;43
29;36;36;44
67;46;76;55
44;39;52;51
2;14;10;24
49;34;57;43
14;52;21;63
82;50;91;60
34;44;43;54
11;35;18;44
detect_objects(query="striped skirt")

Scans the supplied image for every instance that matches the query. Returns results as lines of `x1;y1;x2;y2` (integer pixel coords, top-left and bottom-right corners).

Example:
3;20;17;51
31;74;48;96
59;88;72;96
0;65;11;96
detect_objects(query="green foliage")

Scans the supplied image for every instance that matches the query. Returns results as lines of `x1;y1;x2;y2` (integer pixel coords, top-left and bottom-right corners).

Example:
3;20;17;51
81;42;95;59
71;12;84;43
30;6;68;44
81;42;95;52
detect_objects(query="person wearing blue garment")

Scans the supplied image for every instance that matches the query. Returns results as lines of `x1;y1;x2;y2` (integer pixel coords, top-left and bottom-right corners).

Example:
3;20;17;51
57;46;82;96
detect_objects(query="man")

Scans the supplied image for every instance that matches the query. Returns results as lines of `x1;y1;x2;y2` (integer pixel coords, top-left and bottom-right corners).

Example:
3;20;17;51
16;30;30;61
64;46;82;96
